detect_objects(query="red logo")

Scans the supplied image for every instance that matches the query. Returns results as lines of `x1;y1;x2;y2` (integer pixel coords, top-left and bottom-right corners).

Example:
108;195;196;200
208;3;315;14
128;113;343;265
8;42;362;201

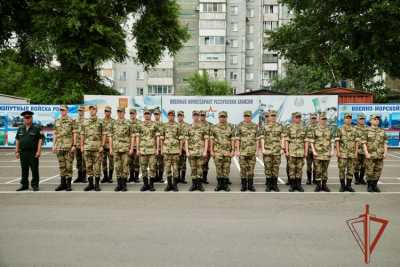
346;204;389;264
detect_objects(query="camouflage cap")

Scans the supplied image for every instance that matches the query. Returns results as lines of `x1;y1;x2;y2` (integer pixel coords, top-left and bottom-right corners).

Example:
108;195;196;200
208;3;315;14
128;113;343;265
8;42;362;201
243;110;252;116
60;105;68;111
153;108;161;115
143;108;151;114
370;114;381;120
319;112;327;119
177;110;184;116
358;113;366;119
78;105;85;111
218;111;227;117
192;110;200;115
117;107;125;112
310;113;318;119
104;105;112;112
292;112;301;117
168;110;175;115
129;108;137;114
269;110;277;116
21;110;34;116
199;110;206;115
344;112;352;118
89;104;97;109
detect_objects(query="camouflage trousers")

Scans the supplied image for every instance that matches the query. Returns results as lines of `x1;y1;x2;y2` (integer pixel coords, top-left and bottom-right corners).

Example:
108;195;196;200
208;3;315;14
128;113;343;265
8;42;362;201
114;152;129;178
314;159;330;181
140;154;156;178
155;154;164;174
164;153;179;177
365;158;384;181
214;155;231;177
177;151;187;173
57;150;73;177
288;156;304;180
239;155;256;178
189;156;203;180
102;148;114;173
84;150;102;177
338;158;354;180
306;150;315;174
354;154;366;174
128;149;140;174
263;154;281;178
75;148;86;172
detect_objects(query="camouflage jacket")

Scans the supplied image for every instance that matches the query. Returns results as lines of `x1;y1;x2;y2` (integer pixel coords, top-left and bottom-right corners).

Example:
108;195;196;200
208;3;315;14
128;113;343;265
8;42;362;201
74;115;85;146
130;119;142;148
361;126;387;159
258;122;285;155
285;123;307;158
136;121;160;155
186;123;209;156
160;121;183;154
102;117;114;149
110;119;132;153
54;116;76;150
307;125;334;160
335;125;359;159
305;123;318;149
235;121;258;156
210;122;234;155
355;124;368;155
81;117;105;152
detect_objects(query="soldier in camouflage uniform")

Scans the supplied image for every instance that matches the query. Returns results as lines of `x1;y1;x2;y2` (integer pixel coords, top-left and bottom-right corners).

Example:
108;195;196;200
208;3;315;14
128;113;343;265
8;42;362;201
80;105;106;191
285;112;307;192
109;107;132;192
153;108;164;183
210;111;235;192
134;108;160;191
335;113;358;192
307;112;334;192
160;110;183;192
101;106;114;183
258;110;285;192
73;105;87;183
53;105;77;191
305;113;318;184
235;111;258;192
185;110;209;192
200;110;212;184
354;113;368;185
177;111;189;184
128;108;141;183
362;114;388;193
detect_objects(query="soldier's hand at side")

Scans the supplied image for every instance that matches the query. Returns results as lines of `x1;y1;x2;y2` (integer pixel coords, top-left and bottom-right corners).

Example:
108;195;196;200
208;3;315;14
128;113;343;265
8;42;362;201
186;151;191;157
365;152;371;159
383;152;387;159
330;150;335;157
129;149;133;155
52;147;57;153
15;152;20;159
235;151;240;157
354;153;358;159
99;146;104;153
70;146;76;153
313;151;318;157
202;151;207;158
35;150;41;158
210;150;215;157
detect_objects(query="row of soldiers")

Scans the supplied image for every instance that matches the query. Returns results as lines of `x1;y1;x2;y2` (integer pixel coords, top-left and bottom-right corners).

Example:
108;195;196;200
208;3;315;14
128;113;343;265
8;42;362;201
51;104;387;193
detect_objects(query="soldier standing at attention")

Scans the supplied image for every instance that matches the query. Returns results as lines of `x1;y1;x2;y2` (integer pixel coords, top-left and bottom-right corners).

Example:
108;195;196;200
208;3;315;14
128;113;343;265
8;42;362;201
307;112;334;192
200;110;212;184
305;113;318;185
235;111;258;192
210;111;235;192
362;114;388;193
15;111;43;191
73;105;87;183
133;108;160;191
285;112;307;192
153;108;164;183
80;105;106;191
53;105;77;191
258;110;285;192
160;110;183;192
101;106;114;183
335;113;358;192
177;111;189;184
109;107;132;192
354;113;368;185
128;108;141;183
185;111;209;192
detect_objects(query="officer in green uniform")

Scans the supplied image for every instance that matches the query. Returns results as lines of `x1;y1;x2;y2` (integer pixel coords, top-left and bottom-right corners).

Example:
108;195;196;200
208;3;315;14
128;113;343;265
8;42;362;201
177;111;189;184
128;108;141;183
73;105;87;183
153;108;164;183
15;110;43;191
354;113;368;185
101;105;114;183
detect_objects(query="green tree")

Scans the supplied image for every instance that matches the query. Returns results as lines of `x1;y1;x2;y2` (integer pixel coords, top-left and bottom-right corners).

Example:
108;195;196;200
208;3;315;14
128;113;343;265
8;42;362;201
267;0;400;90
187;72;233;96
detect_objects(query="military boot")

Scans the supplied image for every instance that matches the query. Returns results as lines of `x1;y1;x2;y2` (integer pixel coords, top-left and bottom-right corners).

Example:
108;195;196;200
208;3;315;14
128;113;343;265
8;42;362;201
314;181;322;192
164;176;173;192
180;170;187;184
66;177;72;191
133;171;140;183
84;177;94;191
312;170;317;184
202;171;209;184
101;170;108;183
373;180;381;193
247;178;256;192
55;176;67;191
223;177;231;192
321;180;330;192
339;179;346;192
81;170;87;183
214;177;223;192
306;171;312;185
296;178;305;192
189;179;197;191
265;177;272;192
128;171;134;183
115;178;121;192
346;179;355;192
367;180;374;192
73;171;83;183
240;178;247;192
288;179;295;192
140;177;150;192
172;177;179;192
149;177;156;191
272;177;280;192
121;177;128;192
108;169;113;183
197;178;205;192
94;177;101;191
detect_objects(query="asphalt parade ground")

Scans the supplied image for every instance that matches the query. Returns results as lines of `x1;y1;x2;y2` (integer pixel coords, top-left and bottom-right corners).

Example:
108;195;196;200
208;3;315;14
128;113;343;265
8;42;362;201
0;149;399;266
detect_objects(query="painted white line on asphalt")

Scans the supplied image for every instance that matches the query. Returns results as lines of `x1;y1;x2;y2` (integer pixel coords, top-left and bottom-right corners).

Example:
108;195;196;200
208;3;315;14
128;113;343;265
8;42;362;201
388;153;400;159
1;191;400;194
233;157;241;172
39;174;60;184
5;178;21;184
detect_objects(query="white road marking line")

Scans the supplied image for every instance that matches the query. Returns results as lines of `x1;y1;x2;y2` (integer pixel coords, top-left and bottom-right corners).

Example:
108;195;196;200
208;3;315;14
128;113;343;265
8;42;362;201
5;178;21;184
39;174;60;184
1;191;400;194
388;153;400;159
232;157;241;172
256;157;285;184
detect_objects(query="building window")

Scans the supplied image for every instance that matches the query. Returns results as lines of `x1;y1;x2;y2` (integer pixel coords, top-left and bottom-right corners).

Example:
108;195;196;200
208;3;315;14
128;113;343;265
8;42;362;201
119;71;127;81
247;8;254;18
136;71;144;80
263;21;279;31
247;40;254;49
204;36;225;45
199;53;225;62
246;72;254;81
230;72;238;80
231;39;239;48
263;70;278;80
148;85;173;95
136;87;144;95
263;53;278;63
246;56;254;66
247;24;254;34
200;3;226;13
230;55;238;65
263;5;278;14
231;22;238;32
231;6;239;15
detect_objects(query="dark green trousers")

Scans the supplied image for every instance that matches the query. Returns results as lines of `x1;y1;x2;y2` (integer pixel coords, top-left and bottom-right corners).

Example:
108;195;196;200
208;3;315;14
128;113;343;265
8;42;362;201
20;150;40;187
